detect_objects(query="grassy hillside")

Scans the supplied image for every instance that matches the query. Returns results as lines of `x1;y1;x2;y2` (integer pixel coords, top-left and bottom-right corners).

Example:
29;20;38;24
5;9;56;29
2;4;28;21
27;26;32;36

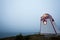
0;34;60;40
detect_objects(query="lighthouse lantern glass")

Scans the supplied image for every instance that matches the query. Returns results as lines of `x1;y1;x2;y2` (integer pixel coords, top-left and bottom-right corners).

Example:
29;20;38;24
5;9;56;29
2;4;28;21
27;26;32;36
43;21;47;25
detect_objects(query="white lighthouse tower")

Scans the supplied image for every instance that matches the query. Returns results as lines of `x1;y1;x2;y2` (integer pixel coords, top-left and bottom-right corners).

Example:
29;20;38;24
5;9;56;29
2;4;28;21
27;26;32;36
40;13;58;35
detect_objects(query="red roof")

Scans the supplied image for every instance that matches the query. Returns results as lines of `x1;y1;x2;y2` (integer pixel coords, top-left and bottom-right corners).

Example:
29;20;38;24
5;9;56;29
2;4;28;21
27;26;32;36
41;13;54;21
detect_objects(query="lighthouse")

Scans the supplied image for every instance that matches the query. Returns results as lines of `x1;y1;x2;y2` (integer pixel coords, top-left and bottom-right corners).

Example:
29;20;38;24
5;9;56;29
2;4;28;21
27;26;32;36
40;13;57;35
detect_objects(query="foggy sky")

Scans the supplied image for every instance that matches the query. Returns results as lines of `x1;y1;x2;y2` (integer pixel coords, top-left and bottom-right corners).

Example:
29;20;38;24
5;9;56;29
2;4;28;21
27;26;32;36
0;0;60;34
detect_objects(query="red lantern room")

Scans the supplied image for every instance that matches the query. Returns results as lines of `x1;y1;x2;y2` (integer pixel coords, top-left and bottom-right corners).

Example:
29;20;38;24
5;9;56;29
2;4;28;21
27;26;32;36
41;13;54;25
